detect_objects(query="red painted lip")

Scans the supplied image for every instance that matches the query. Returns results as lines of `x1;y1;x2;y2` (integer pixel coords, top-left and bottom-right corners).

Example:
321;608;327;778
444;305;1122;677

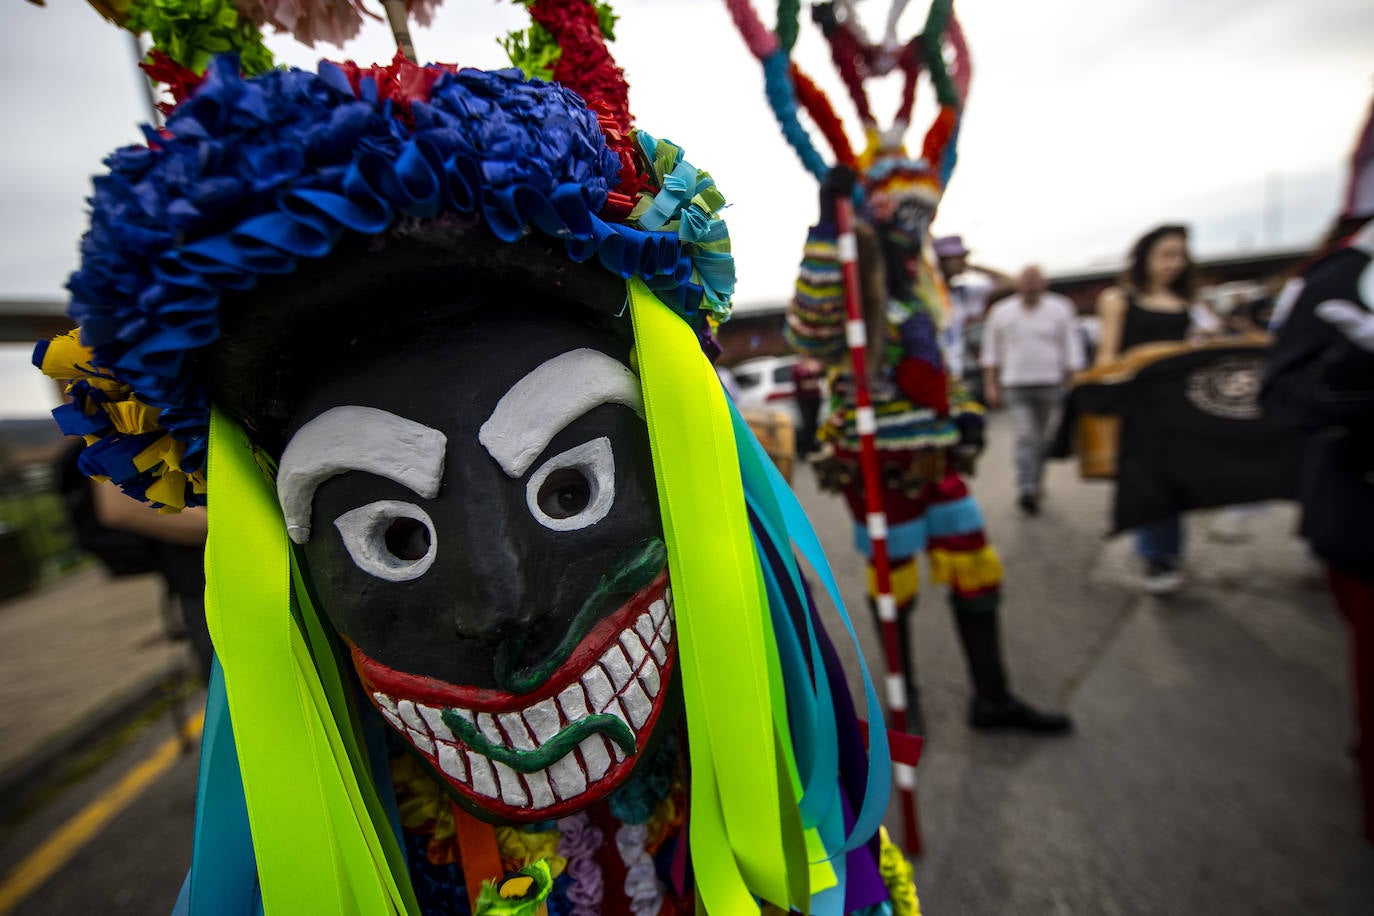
352;569;669;712
368;648;678;823
349;570;677;822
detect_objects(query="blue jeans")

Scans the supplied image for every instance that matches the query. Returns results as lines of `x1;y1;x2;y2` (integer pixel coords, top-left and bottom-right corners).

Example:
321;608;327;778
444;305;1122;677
1135;516;1184;563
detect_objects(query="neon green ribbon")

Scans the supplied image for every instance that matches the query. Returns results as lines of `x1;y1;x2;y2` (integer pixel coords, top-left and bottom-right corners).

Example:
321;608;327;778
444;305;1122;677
205;408;418;915
627;279;811;912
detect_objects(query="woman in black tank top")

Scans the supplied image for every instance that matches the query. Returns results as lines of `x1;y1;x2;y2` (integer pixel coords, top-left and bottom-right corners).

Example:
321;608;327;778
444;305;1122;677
1093;225;1196;592
1119;293;1191;351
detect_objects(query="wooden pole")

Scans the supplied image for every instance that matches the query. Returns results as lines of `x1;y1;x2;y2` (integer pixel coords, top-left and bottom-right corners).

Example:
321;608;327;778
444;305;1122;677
381;0;417;61
834;192;923;855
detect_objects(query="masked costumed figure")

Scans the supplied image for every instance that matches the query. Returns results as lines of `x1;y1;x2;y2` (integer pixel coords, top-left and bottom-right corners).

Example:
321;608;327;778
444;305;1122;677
37;2;920;914
782;1;1070;736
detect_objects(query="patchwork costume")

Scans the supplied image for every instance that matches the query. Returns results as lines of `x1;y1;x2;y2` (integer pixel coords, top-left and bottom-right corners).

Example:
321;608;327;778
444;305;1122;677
37;2;921;914
738;0;1068;734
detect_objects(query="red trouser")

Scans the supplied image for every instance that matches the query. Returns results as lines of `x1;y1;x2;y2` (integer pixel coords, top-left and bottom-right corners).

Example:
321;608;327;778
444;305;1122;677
1329;566;1374;843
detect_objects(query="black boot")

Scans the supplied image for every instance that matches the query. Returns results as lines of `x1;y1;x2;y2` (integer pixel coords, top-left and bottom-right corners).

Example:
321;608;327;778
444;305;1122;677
952;594;1072;735
867;596;926;736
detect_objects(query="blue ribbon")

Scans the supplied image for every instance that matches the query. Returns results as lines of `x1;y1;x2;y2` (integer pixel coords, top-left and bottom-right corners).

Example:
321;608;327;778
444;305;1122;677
729;401;892;855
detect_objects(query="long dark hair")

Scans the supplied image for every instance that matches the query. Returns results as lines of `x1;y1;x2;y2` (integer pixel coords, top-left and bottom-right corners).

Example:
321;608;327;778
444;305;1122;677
1124;224;1193;299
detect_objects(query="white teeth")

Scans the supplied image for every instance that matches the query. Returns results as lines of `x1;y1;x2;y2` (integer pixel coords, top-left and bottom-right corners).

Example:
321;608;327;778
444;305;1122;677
500;712;537;751
547;753;587;800
398;700;426;733
525;769;556;809
493;761;529;807
582;666;615;713
476;713;503;745
381;708;406;732
647;635;667;666
523;699;561;744
419;704;455;742
438;742;467;782
601;645;634;691
370;586;677;811
408;728;435;755
580;735;613;780
620;629;648;667
621;681;652;729
468;751;498;798
639;663;661;698
634;614;657;645
558;683;590;723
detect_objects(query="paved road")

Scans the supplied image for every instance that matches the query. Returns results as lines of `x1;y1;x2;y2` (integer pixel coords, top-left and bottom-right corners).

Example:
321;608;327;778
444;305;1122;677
2;413;1371;914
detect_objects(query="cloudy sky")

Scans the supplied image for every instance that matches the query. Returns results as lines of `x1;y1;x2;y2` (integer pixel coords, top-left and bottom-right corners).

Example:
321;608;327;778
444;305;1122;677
2;0;1371;416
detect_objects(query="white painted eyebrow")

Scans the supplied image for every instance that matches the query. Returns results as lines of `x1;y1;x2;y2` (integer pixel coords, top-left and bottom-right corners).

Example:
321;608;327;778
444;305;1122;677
277;406;447;544
479;348;643;478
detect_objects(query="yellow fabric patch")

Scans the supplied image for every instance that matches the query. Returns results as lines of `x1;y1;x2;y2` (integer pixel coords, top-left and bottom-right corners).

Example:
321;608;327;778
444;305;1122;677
36;328;207;509
103;398;165;436
495;827;566;880
499;876;533;899
868;558;919;604
927;546;1003;592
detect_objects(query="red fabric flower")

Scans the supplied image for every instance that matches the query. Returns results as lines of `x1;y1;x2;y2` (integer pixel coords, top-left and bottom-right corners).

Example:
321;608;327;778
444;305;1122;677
327;52;460;124
140;50;206;116
528;0;630;135
894;356;949;416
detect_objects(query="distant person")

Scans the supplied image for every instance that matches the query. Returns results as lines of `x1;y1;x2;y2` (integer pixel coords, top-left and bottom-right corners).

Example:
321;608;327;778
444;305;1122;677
981;266;1085;514
935;235;1013;386
1094;225;1217;593
791;357;824;455
1075;306;1103;366
58;441;211;678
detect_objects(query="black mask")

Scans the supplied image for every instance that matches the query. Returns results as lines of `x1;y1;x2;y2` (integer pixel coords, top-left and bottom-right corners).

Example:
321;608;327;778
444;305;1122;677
278;307;678;823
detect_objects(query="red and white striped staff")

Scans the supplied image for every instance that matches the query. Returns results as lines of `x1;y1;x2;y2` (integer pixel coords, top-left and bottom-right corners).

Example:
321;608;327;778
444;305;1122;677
833;194;922;854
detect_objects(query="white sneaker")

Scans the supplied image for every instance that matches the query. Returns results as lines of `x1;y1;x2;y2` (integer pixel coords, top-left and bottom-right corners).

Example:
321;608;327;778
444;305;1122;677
1143;561;1183;595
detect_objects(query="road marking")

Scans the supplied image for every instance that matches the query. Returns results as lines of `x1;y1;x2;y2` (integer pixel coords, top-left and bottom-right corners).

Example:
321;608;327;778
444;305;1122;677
0;711;204;915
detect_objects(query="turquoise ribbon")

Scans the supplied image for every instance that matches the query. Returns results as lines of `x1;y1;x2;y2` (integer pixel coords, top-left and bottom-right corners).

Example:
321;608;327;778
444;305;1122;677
729;401;892;853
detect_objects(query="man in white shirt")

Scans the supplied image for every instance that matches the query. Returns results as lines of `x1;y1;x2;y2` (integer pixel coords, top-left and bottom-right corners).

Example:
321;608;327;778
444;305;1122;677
981;266;1086;514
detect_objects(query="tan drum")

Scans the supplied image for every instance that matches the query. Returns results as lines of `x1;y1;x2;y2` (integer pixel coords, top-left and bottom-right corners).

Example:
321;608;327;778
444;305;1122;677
739;408;797;483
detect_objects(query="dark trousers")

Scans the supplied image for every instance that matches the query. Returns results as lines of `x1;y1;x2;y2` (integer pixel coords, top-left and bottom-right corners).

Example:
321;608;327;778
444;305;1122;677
796;395;820;455
1330;566;1374;843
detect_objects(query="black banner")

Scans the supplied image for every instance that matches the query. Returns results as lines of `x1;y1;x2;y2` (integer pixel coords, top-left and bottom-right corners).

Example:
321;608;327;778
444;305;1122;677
1058;343;1307;533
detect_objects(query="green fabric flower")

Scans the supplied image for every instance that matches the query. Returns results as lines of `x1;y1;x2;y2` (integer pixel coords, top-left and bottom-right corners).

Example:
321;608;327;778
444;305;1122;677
126;0;274;75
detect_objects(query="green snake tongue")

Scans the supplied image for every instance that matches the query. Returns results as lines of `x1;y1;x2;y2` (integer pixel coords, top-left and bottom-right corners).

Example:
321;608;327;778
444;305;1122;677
440;708;637;775
493;537;667;694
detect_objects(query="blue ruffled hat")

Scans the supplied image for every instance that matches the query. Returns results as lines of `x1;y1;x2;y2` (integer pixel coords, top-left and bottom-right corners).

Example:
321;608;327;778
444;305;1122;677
36;54;734;509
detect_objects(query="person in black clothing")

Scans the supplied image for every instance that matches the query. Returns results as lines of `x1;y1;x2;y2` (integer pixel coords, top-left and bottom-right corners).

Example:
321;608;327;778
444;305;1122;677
1263;214;1374;843
58;441;211;679
1093;225;1211;593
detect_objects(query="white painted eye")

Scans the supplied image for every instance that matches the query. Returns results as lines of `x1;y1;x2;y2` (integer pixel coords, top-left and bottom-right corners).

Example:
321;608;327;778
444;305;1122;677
333;500;437;581
526;437;615;532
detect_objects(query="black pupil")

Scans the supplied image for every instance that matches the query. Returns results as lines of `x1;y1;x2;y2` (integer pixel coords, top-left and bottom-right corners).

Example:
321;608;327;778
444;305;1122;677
538;468;592;519
384;517;431;561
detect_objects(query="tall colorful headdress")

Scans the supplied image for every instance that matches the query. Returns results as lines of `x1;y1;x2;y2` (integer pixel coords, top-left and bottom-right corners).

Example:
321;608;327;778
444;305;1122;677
36;3;900;914
726;0;978;855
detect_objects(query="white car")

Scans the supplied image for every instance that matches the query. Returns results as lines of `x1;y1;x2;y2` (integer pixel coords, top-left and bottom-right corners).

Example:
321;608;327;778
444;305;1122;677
725;355;804;430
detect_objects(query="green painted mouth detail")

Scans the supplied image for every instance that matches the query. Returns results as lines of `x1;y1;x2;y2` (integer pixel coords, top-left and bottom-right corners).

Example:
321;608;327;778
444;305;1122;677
440;708;637;775
493;537;667;694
